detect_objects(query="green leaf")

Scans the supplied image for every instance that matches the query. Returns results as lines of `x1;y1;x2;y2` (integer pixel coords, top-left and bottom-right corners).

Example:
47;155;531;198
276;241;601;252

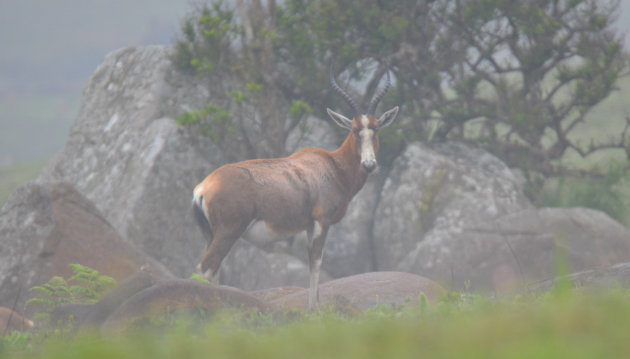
189;273;211;284
289;100;313;119
227;90;247;104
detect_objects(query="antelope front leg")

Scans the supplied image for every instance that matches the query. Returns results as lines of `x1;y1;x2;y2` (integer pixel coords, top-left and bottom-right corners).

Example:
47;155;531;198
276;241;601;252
307;222;329;311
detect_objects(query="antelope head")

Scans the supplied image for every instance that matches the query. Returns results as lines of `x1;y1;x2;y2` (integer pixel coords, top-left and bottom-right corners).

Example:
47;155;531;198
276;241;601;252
327;66;399;173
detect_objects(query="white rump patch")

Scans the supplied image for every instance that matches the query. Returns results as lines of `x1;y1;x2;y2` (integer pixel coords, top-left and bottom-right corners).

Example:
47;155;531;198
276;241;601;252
193;185;205;206
193;185;210;221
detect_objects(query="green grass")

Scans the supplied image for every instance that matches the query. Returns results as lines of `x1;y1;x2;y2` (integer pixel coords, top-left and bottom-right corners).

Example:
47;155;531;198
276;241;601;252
538;162;630;224
0;160;47;207
535;74;630;225
562;73;630;170
0;92;79;163
3;290;630;359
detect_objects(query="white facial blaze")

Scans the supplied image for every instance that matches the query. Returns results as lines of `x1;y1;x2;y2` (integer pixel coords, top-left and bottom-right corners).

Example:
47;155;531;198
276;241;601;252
359;115;376;166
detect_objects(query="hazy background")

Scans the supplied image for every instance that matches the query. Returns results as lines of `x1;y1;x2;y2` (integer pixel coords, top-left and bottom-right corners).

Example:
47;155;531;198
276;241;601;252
0;0;191;165
1;0;630;165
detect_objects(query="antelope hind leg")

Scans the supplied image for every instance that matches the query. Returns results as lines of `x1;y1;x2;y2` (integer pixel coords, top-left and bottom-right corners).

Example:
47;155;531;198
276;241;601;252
197;254;220;283
307;223;329;311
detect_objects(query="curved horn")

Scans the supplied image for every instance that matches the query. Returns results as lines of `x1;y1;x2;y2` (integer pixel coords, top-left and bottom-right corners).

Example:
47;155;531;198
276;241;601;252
367;66;391;115
330;66;360;117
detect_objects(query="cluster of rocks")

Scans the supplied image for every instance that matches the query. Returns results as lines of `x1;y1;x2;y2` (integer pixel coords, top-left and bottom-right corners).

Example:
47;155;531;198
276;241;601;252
48;269;444;333
1;45;630;331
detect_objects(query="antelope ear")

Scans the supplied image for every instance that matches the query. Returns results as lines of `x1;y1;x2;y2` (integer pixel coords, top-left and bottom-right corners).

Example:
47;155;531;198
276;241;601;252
377;106;399;128
327;108;353;130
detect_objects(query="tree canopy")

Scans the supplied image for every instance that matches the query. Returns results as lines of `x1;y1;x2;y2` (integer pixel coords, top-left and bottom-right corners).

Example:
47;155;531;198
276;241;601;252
174;0;629;180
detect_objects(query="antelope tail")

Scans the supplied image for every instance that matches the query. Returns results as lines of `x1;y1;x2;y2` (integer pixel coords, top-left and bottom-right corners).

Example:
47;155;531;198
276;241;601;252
192;194;214;242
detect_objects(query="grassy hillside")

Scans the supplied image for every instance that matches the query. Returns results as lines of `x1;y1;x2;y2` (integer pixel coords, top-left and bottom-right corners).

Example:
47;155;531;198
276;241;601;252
0;160;47;206
0;0;190;163
540;74;630;225
2;289;630;358
564;72;630;168
0;93;79;164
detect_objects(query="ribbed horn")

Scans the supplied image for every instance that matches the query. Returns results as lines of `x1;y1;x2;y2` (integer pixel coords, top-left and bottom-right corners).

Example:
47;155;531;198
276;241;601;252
367;66;391;115
330;65;360;117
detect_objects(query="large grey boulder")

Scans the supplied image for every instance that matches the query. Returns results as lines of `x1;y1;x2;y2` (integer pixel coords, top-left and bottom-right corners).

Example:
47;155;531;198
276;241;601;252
0;307;34;333
399;207;630;292
101;280;268;333
25;44;630;295
372;142;533;271
396;201;630;292
35;45;337;286
38;46;219;277
322;170;388;278
50;264;174;329
268;271;446;312
0;182;172;315
331;141;630;292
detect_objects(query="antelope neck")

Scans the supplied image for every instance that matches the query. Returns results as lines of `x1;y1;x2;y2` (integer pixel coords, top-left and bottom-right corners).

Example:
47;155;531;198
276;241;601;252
331;132;369;196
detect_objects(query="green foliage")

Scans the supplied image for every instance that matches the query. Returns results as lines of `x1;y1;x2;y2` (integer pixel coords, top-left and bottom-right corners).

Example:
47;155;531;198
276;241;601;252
188;273;210;284
174;1;237;75
0;331;32;353
245;82;262;93
176;104;232;144
289;100;312;120
4;290;630;358
172;0;630;222
66;264;117;301
540;162;629;222
173;0;628;183
25;264;117;322
173;0;425;161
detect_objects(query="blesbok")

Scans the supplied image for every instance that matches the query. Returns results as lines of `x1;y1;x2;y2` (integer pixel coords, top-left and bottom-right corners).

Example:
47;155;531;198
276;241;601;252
192;66;399;309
